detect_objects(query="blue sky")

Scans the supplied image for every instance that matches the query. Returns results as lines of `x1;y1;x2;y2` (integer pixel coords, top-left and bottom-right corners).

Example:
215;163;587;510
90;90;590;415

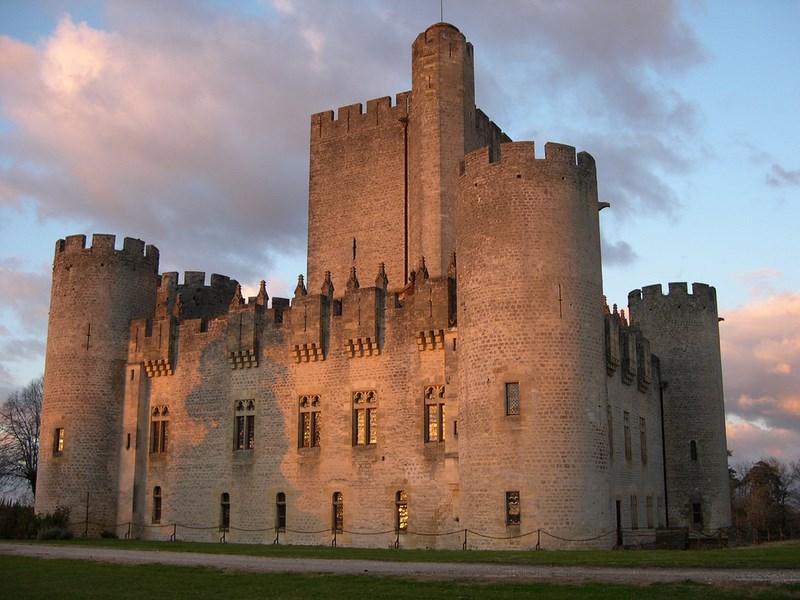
0;0;798;465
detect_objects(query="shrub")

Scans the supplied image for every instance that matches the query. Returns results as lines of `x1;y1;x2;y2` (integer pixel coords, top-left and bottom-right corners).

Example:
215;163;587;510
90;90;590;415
0;499;36;539
36;527;74;540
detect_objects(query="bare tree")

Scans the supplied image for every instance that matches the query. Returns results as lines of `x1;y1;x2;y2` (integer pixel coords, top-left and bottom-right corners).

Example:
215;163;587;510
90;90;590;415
0;376;43;499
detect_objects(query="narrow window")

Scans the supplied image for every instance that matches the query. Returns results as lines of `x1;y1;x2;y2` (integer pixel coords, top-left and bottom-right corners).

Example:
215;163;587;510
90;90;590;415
332;492;343;533
234;400;255;451
623;411;631;461
646;495;653;529
630;494;638;530
639;417;647;465
657;496;665;528
424;385;446;442
395;490;408;532
276;492;287;531
150;406;169;454
353;390;377;445
152;486;162;524
606;405;613;457
299;394;321;448
505;382;520;416
220;493;230;531
53;428;65;454
690;440;698;462
692;502;703;528
506;491;521;525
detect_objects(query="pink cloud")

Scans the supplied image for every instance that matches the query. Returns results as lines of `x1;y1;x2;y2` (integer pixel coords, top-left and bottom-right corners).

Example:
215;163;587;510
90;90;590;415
721;292;800;460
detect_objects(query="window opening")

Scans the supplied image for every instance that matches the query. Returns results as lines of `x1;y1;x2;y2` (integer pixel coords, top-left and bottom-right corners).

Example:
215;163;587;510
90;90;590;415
506;491;521;525
505;382;520;416
332;492;343;533
234;399;255;450
150;406;169;454
353;390;377;445
276;492;287;531
424;385;445;442
220;493;230;531
395;490;408;532
299;394;321;448
152;486;162;524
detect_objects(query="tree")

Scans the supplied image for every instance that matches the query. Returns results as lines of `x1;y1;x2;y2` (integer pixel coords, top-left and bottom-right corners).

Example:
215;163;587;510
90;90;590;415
732;457;800;538
0;376;43;499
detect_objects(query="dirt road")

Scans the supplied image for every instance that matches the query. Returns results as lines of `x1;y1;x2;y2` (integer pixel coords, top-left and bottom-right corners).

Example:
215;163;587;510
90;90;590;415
2;542;798;586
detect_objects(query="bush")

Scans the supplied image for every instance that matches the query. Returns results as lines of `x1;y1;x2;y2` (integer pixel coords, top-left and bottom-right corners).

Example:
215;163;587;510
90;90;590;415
0;499;36;539
100;529;118;539
36;527;74;540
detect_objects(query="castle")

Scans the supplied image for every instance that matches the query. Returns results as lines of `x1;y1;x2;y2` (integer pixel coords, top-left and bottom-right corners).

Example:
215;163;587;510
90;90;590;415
35;23;731;549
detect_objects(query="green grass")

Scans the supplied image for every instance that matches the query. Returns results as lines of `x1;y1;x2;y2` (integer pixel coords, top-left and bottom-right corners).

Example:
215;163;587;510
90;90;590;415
16;536;800;569
2;554;798;599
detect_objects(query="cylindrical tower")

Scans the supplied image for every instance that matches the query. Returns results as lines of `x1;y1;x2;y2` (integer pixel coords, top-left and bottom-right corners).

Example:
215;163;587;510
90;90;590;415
408;22;476;279
628;282;731;530
455;142;610;548
36;234;158;534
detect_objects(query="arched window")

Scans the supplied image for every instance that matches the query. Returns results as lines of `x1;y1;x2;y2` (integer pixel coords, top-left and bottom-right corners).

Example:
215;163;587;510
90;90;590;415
276;492;286;531
332;492;343;533
690;440;698;462
395;490;408;532
220;493;230;531
152;486;162;524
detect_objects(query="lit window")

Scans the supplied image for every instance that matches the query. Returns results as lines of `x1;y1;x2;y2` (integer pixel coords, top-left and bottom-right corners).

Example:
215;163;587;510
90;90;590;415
150;406;169;454
53;428;65;454
424;385;445;442
299;395;321;448
220;493;230;531
353;390;377;445
505;382;520;416
234;400;255;451
639;417;647;465
152;486;162;524
623;411;631;461
395;490;408;532
332;492;343;533
276;492;286;531
630;494;638;529
506;491;521;525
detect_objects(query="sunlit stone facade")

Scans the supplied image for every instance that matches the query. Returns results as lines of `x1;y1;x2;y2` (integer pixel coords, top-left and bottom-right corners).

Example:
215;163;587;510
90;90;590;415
36;23;731;549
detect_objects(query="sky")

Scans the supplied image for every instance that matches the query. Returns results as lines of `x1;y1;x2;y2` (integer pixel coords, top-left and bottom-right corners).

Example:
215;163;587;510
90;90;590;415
0;0;798;466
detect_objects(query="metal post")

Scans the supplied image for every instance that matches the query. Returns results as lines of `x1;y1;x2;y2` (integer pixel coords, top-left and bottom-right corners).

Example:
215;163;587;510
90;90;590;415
170;523;177;541
84;492;89;537
536;528;541;551
462;528;467;550
273;525;280;545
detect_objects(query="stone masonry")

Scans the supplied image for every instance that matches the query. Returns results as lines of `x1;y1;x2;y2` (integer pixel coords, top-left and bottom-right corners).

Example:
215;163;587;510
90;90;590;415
35;23;731;548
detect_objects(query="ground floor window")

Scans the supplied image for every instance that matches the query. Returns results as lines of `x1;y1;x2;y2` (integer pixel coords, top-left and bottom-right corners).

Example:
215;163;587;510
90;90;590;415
506;491;521;525
395;490;408;532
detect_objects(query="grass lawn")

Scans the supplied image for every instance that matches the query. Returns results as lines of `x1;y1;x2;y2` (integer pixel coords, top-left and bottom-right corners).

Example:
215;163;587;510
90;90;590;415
2;553;798;599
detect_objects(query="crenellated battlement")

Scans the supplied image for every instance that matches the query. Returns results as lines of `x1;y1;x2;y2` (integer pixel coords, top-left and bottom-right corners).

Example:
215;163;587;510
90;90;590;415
311;92;410;139
155;271;239;321
55;233;159;263
628;282;717;308
459;141;596;176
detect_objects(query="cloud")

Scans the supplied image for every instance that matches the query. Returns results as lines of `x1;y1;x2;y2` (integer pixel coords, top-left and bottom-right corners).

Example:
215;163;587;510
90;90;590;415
721;291;800;460
601;238;637;266
726;419;800;464
766;163;800;188
0;259;51;332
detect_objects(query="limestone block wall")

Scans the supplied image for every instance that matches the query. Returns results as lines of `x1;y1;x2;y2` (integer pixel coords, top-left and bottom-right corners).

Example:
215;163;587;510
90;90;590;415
455;142;610;548
37;234;159;534
628;283;732;530
307;95;409;293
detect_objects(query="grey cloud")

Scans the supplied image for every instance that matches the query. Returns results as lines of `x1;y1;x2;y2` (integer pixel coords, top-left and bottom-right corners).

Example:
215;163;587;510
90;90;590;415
601;238;637;266
766;163;800;188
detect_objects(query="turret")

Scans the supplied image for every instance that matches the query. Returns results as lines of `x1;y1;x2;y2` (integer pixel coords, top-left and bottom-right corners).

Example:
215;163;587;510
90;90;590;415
628;282;731;531
455;142;609;547
36;234;159;535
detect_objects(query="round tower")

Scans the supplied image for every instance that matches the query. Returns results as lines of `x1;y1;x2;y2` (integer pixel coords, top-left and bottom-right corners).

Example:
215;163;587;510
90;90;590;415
36;234;159;535
408;22;476;280
455;142;610;548
628;282;731;531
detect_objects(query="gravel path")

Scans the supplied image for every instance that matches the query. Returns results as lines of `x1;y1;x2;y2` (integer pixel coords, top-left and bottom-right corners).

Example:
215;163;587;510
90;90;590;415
2;542;799;586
